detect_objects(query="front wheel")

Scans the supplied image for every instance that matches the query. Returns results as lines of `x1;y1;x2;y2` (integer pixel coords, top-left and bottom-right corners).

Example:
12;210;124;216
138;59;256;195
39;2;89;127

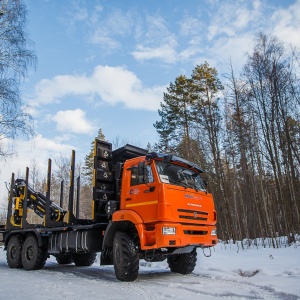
113;231;139;282
21;235;47;270
7;235;23;268
167;248;197;274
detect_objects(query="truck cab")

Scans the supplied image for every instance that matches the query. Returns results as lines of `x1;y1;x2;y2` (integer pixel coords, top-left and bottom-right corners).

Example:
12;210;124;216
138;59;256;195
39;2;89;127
113;153;217;250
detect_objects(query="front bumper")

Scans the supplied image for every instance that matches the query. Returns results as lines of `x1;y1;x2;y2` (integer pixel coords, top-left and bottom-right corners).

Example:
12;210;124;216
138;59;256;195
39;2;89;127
139;222;217;250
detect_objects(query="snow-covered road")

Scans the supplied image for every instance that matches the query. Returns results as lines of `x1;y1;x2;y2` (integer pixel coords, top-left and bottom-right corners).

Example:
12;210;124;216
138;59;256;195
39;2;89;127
0;242;299;300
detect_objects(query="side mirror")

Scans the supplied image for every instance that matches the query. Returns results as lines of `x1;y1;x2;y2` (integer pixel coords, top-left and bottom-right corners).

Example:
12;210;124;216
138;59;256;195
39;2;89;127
138;161;149;184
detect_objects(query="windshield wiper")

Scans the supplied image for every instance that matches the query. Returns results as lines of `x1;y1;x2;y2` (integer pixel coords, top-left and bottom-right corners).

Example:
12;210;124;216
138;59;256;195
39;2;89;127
168;178;190;189
181;180;199;191
169;178;200;192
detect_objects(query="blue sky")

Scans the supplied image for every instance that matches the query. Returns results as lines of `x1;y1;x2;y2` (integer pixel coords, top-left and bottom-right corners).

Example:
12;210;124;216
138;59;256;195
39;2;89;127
1;0;300;202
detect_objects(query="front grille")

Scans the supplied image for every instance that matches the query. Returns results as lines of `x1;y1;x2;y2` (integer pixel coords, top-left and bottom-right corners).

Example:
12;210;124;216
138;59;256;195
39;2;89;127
183;230;208;235
180;222;207;227
178;209;208;215
177;208;208;221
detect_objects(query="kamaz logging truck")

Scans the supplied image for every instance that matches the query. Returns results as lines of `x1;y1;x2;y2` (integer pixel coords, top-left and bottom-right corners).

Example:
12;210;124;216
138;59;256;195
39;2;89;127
0;139;217;281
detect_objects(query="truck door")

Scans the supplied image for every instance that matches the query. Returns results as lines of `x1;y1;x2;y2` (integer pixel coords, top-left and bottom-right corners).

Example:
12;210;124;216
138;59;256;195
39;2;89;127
123;162;158;223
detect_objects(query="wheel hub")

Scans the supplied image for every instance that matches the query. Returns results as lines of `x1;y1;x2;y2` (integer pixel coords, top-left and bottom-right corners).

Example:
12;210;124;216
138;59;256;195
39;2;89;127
26;245;34;261
10;246;17;259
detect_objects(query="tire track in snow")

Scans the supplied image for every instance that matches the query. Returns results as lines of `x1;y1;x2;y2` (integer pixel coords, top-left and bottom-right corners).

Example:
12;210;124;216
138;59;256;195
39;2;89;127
44;262;299;299
188;273;298;299
135;270;299;299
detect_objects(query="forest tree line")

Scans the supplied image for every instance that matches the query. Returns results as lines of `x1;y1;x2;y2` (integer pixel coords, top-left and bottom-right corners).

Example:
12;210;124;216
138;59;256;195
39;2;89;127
154;32;300;244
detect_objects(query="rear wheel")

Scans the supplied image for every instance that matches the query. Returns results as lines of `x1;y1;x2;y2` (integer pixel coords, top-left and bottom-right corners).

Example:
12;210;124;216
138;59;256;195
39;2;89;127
21;235;47;270
167;248;197;274
113;231;139;282
72;252;96;266
55;253;73;265
7;235;22;268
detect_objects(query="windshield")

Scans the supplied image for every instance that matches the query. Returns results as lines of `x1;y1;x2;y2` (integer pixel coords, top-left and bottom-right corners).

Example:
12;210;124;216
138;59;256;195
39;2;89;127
155;161;206;191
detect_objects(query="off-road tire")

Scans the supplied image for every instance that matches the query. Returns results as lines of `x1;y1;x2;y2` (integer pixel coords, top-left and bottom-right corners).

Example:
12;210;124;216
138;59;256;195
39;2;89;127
167;248;197;274
21;235;47;270
113;231;139;282
7;235;23;268
72;252;97;266
55;253;73;265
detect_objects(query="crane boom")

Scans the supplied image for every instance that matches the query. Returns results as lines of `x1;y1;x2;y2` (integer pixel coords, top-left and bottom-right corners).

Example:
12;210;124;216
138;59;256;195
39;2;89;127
11;179;66;225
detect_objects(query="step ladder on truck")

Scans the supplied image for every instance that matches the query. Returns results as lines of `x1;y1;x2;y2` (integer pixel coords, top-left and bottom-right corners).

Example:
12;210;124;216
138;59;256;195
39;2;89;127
0;138;218;281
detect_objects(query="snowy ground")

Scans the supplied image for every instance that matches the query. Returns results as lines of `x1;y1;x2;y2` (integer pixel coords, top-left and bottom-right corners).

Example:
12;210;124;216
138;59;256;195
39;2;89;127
0;241;299;300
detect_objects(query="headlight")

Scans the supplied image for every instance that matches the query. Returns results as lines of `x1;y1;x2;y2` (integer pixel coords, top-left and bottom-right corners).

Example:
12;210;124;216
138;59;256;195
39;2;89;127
162;227;176;235
211;229;217;236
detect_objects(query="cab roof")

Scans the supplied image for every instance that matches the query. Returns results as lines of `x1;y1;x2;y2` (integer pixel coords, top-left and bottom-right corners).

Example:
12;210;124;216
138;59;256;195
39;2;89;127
146;152;204;173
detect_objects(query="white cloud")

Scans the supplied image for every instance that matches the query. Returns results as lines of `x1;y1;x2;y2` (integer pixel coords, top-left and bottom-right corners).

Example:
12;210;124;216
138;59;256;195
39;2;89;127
51;109;95;134
253;0;261;10
90;28;120;49
233;8;251;29
0;134;75;203
104;9;133;36
179;47;203;61
33;74;94;105
131;44;178;63
89;9;134;49
144;15;173;44
61;1;300;68
271;0;300;47
203;0;300;72
132;14;205;64
31;65;165;111
63;2;89;29
31;134;75;153
180;17;203;36
131;15;180;64
66;4;134;50
190;0;299;74
202;34;253;73
207;1;262;41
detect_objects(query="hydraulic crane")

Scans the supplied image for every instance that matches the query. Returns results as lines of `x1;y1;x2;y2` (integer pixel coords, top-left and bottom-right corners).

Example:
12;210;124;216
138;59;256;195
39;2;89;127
10;179;66;227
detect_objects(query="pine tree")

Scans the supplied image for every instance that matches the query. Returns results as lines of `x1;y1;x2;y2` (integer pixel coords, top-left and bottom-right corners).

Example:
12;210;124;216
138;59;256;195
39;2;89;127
191;62;223;167
154;75;196;159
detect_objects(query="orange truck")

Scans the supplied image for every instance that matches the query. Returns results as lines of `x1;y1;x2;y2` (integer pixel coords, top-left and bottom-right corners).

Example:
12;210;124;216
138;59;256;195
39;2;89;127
0;138;217;281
